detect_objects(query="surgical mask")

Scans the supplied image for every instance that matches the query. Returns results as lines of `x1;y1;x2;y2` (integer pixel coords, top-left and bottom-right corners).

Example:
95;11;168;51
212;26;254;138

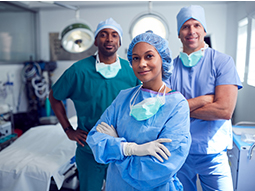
95;53;121;78
179;43;208;67
129;83;166;121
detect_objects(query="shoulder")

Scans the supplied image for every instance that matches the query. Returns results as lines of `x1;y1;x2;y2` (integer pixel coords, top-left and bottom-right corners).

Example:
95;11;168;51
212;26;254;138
119;57;132;68
118;85;140;96
112;86;140;105
165;90;189;107
205;48;233;62
72;55;95;67
68;55;95;72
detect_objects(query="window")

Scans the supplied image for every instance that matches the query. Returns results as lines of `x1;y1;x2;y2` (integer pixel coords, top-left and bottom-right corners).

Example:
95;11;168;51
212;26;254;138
129;13;169;40
236;18;248;82
247;18;255;86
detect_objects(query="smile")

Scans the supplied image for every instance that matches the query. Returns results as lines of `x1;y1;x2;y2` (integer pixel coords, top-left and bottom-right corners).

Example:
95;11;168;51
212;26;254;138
138;70;150;75
186;36;198;41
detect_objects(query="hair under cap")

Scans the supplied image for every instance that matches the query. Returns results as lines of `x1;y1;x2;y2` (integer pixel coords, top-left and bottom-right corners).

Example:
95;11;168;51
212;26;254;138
177;5;207;35
127;31;173;80
94;18;123;44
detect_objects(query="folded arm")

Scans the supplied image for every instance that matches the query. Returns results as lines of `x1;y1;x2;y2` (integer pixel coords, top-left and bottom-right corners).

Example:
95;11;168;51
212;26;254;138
189;85;238;120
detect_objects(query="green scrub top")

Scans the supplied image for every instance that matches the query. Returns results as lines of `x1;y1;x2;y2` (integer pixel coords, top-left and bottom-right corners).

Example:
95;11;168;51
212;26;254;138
52;55;140;133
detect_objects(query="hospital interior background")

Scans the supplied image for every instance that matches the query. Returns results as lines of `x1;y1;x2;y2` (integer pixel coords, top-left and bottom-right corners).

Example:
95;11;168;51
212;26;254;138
0;1;255;191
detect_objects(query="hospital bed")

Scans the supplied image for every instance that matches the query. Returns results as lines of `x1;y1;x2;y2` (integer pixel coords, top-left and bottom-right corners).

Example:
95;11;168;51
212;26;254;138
0;116;78;191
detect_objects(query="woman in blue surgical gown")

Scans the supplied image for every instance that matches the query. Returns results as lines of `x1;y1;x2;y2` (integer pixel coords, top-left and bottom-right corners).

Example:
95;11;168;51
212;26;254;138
86;31;191;191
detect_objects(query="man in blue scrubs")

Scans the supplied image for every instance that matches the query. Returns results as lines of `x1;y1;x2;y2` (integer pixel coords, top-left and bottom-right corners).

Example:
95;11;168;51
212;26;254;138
49;18;140;191
164;5;242;191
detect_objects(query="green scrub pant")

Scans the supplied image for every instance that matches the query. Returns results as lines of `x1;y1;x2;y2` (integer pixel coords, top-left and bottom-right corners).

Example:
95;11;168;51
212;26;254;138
76;145;108;191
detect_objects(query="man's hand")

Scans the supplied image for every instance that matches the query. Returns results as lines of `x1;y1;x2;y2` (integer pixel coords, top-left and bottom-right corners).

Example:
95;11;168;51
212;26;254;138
66;129;88;147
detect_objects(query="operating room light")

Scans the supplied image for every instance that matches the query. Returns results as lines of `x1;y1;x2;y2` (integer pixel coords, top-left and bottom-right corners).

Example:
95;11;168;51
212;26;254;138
61;23;94;53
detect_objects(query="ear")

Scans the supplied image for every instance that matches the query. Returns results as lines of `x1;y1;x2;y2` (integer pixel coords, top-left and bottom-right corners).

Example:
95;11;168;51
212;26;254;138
94;39;98;47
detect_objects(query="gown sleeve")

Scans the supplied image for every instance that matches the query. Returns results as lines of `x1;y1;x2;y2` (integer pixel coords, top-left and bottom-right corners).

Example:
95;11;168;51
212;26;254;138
86;92;191;190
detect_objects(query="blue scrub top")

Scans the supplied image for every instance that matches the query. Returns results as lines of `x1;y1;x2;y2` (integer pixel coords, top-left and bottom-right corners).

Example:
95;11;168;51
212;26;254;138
87;87;191;190
165;47;242;154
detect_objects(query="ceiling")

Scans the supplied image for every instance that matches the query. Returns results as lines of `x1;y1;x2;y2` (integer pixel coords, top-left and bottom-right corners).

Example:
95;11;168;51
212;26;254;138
0;1;148;12
0;1;229;12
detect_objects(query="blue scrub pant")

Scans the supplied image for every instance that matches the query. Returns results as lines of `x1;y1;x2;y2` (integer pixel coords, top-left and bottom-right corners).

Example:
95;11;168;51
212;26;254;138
76;145;108;191
177;150;233;191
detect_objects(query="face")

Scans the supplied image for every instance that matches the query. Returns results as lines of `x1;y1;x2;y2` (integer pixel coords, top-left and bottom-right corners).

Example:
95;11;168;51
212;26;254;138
179;18;207;55
132;42;162;88
94;28;120;57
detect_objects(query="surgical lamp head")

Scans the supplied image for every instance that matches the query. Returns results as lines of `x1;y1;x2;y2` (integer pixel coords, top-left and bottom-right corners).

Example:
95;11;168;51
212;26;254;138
177;5;207;35
127;30;173;80
94;17;123;44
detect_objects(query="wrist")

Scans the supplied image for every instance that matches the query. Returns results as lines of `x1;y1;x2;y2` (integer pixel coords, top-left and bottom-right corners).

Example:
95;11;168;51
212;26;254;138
64;126;73;133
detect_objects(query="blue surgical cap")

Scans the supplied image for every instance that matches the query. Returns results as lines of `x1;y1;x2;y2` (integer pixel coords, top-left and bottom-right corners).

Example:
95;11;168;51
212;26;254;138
177;5;207;35
127;31;173;80
95;18;123;44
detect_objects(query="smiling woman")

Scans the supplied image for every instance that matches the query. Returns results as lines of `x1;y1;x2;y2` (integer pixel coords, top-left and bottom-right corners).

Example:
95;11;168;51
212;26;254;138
86;31;191;191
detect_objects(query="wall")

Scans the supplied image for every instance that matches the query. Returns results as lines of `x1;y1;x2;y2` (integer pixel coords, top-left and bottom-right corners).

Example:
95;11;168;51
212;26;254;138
38;1;228;60
2;1;252;121
227;1;255;124
35;1;228;118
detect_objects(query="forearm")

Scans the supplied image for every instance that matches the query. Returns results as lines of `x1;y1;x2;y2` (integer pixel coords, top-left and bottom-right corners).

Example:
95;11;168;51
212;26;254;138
190;85;238;121
49;90;71;129
190;102;232;120
188;94;214;112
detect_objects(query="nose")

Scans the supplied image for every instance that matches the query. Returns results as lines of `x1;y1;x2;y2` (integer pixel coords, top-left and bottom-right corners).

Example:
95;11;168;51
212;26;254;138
189;26;195;35
138;58;147;68
106;34;113;42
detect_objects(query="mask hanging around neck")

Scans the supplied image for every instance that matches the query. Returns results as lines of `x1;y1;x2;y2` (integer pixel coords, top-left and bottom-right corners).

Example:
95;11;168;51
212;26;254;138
95;53;121;78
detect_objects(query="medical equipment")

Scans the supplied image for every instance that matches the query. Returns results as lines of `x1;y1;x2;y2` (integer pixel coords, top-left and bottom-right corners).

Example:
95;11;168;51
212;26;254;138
20;61;57;125
0;121;11;139
0;116;78;191
227;122;255;191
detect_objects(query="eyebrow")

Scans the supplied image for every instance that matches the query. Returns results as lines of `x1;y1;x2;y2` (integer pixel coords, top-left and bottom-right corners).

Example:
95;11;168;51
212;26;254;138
132;50;155;56
100;30;118;35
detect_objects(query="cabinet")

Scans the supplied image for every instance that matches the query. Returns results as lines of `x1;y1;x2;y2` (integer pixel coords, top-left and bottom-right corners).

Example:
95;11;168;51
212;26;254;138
228;125;255;191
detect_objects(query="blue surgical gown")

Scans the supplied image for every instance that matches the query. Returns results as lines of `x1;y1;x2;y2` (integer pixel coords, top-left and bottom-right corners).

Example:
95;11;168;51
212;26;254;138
164;47;242;154
87;86;191;191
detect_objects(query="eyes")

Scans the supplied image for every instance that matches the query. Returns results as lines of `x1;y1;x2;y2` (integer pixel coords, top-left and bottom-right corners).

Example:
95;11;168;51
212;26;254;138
132;53;154;62
99;32;119;39
181;23;202;30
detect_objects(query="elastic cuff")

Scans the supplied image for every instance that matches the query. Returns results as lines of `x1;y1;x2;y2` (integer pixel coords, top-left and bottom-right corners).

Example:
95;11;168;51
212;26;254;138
122;142;136;156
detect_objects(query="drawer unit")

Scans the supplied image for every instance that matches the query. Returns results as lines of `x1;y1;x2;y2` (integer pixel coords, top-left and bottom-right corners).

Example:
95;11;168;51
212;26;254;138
228;126;255;191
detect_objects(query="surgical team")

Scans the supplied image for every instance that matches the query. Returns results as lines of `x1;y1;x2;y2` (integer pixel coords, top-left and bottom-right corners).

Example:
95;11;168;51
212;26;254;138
49;5;242;191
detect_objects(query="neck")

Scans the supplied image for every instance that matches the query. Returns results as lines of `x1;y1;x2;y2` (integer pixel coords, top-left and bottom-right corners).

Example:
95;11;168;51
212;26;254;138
142;81;164;92
98;52;117;64
183;42;205;55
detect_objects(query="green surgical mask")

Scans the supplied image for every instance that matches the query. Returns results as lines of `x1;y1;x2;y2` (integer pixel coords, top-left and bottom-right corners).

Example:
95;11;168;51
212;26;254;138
129;83;166;121
95;54;121;79
179;43;208;67
179;50;203;67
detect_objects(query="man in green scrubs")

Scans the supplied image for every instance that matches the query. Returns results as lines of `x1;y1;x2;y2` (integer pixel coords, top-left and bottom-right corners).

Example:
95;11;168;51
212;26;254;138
49;18;140;191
